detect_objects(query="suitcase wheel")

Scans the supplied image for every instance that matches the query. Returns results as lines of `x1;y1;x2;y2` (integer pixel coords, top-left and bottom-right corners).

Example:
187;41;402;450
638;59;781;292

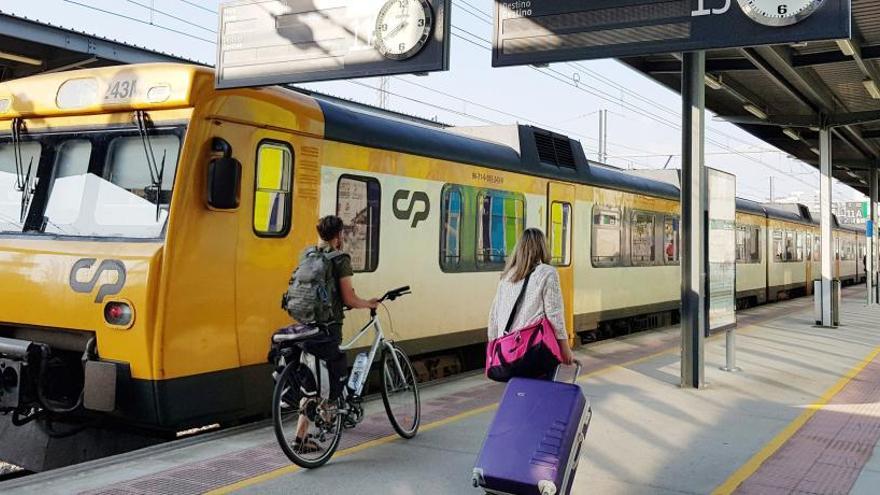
538;480;558;495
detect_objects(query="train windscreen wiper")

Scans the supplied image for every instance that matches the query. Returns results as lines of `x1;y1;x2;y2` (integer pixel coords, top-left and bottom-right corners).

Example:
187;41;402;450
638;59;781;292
12;118;35;224
134;111;166;222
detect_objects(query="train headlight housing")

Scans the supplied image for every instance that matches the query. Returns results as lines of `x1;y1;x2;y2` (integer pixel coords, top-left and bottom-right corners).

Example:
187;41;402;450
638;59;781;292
104;300;134;328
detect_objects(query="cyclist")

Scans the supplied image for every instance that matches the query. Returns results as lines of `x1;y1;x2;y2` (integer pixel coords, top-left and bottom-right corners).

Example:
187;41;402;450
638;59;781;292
292;216;378;447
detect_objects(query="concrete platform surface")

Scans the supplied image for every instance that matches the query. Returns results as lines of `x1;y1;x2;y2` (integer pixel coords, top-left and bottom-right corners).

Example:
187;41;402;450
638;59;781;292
3;287;880;495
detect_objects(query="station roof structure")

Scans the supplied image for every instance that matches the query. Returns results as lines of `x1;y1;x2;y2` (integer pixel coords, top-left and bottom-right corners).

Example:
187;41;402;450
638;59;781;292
0;11;194;81
621;1;880;196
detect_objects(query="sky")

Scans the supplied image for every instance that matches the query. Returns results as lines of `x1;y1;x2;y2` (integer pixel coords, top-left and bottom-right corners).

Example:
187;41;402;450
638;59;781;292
2;0;867;204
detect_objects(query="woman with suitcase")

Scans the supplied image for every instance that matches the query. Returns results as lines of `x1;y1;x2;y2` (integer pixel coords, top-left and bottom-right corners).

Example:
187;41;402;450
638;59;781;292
476;229;591;494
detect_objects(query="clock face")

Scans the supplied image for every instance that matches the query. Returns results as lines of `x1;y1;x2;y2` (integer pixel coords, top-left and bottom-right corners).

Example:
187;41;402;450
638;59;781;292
737;0;825;27
374;0;434;60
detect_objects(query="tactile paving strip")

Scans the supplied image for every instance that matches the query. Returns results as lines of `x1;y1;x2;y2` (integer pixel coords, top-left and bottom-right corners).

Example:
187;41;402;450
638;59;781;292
735;354;880;494
81;296;816;495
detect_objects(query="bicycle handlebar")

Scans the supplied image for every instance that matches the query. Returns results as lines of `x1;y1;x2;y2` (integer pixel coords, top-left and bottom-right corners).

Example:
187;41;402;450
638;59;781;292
380;286;411;303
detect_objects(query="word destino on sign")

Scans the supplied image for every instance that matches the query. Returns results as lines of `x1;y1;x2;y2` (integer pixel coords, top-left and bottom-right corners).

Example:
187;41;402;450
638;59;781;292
492;0;850;67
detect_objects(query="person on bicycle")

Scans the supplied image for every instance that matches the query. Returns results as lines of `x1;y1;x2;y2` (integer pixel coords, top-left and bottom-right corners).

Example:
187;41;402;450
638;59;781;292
311;215;379;406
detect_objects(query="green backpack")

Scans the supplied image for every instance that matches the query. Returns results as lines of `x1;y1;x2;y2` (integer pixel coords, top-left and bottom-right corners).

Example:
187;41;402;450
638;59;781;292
284;247;345;325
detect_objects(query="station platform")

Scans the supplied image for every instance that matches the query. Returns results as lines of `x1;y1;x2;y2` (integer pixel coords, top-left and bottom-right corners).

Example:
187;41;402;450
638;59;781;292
3;287;880;495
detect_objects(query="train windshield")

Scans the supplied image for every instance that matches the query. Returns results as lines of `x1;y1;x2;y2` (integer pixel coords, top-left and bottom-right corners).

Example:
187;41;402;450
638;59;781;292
0;125;184;239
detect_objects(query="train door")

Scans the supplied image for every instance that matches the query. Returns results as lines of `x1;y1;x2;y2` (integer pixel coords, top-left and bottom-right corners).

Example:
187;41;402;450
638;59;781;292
547;182;576;345
234;129;320;408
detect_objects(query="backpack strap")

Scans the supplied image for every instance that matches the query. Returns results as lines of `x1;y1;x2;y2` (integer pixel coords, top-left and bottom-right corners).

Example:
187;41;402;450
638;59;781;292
503;269;534;335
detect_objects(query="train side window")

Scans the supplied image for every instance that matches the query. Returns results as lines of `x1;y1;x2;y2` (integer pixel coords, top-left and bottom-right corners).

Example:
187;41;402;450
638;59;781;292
736;226;747;262
550;201;572;266
773;230;784;262
253;142;292;236
337;175;381;272
631;211;655;265
664;216;679;264
795;231;805;262
805;234;812;261
592;207;621;267
749;226;761;263
476;190;525;268
784;231;795;262
440;185;463;270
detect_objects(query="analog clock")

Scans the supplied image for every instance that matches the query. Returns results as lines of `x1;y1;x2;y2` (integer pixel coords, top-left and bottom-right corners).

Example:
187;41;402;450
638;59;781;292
737;0;825;27
374;0;434;60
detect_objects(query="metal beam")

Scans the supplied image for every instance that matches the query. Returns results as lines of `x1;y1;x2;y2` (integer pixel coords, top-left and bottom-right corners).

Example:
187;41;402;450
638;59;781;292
638;57;757;74
680;51;707;389
792;44;880;68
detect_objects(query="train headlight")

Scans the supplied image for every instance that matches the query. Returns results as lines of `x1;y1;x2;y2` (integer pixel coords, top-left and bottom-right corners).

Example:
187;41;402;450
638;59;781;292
104;301;134;328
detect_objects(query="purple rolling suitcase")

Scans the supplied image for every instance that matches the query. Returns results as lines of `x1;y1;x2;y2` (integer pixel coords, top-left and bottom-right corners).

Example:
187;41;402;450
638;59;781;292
473;365;591;495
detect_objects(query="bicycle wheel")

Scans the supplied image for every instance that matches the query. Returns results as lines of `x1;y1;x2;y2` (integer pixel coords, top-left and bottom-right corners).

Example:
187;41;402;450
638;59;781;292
272;361;343;468
380;345;420;439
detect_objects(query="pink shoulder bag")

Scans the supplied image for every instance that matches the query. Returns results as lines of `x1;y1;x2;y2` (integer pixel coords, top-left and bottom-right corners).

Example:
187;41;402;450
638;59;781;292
485;270;563;382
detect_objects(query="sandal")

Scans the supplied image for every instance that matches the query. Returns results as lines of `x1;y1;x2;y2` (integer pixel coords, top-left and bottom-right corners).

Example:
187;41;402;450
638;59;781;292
293;435;321;454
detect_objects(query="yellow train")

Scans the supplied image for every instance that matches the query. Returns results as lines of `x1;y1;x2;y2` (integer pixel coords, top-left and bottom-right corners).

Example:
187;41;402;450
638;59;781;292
0;64;867;470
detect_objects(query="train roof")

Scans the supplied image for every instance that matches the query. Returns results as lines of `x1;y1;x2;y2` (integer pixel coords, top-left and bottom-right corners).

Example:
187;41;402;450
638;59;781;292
316;99;681;201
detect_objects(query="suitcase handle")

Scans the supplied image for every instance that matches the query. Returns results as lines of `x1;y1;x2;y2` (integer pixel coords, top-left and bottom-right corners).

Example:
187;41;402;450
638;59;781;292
552;360;582;383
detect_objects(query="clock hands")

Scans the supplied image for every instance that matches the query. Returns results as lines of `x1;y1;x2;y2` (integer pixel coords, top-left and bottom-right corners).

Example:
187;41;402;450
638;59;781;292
385;21;409;40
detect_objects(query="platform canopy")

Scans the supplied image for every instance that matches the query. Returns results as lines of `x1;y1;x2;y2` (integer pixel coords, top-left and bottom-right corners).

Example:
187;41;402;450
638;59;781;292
621;1;880;196
0;11;193;82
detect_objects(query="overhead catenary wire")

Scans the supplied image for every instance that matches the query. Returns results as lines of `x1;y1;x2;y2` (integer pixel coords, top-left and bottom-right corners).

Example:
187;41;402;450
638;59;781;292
62;0;846;195
62;0;215;43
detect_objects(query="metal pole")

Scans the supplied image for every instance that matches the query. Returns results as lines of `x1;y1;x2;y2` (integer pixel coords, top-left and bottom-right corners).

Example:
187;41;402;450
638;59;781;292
681;51;707;389
820;129;834;326
869;167;877;305
721;329;741;372
769;176;774;203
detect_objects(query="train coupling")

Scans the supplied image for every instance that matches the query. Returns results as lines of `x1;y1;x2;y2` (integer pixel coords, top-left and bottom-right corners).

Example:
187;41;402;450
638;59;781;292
0;336;40;410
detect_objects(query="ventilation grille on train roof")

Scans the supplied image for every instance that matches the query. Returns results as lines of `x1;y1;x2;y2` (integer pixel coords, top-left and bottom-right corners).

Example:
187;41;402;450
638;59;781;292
534;129;577;168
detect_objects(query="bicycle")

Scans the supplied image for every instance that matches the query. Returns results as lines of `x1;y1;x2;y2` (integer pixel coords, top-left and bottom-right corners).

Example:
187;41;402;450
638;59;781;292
271;286;420;468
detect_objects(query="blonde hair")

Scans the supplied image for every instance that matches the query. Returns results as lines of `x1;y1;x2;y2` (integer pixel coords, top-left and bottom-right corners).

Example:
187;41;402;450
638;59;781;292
502;228;550;283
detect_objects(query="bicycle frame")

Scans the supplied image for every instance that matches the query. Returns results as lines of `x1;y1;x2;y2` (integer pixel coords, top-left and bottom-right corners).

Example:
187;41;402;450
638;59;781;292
338;314;408;398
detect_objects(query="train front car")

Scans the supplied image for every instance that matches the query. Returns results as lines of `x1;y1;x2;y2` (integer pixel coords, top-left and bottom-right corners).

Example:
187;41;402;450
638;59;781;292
0;65;222;471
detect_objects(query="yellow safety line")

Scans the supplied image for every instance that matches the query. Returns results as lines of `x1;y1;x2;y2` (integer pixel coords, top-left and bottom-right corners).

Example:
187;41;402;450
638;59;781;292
710;342;880;495
205;307;800;494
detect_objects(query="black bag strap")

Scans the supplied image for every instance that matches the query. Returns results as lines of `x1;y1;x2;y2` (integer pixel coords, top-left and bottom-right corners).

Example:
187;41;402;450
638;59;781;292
504;269;534;335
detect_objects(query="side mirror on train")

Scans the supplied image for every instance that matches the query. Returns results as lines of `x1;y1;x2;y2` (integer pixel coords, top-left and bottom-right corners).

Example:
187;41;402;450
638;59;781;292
207;157;241;210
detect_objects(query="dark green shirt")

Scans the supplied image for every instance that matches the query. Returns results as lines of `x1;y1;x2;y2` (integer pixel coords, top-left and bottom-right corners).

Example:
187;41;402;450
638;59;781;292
318;245;353;324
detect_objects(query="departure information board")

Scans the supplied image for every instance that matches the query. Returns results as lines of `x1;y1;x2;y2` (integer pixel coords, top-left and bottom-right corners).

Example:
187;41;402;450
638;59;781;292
492;0;851;67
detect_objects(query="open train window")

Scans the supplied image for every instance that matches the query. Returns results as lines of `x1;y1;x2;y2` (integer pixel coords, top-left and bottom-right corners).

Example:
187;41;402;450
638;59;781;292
440;185;464;271
337;175;380;272
253;141;292;237
476;189;525;269
592;206;621;267
663;216;679;264
631;211;655;265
